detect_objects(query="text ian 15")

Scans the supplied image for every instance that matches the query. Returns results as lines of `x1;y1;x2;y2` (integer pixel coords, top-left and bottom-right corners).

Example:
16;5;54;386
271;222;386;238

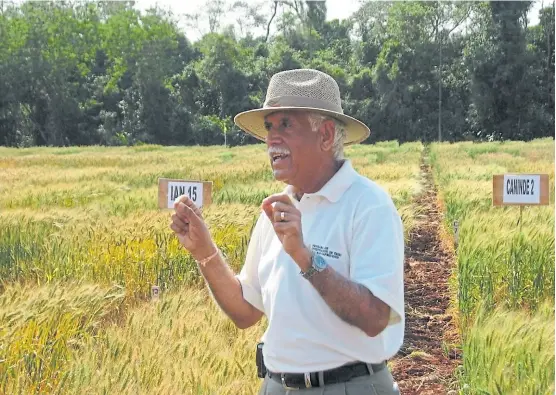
167;181;203;208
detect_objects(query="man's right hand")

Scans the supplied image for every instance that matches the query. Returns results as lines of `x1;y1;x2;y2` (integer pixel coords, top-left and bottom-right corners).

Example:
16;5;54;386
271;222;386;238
170;195;263;329
170;195;216;262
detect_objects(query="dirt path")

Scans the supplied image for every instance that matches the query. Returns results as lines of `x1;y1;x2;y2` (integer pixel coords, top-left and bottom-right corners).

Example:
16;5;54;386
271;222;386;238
389;148;461;394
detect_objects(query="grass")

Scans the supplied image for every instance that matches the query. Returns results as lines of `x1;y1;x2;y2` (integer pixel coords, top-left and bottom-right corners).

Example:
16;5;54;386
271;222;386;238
0;205;259;296
0;282;127;394
429;137;555;394
0;141;423;394
458;301;554;395
60;287;266;395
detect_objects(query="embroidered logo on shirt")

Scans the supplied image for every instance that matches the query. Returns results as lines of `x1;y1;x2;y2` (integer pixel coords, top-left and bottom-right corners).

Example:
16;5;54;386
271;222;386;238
311;244;342;259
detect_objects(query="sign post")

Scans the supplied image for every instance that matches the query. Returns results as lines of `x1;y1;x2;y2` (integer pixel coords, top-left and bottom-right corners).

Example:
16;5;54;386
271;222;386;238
158;178;212;209
493;173;550;230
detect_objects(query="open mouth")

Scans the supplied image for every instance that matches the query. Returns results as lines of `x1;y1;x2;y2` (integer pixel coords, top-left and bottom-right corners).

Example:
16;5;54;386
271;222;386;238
271;153;290;164
269;147;291;165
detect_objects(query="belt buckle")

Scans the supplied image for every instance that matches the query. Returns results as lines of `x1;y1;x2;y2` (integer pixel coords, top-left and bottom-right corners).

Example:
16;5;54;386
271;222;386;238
281;373;299;390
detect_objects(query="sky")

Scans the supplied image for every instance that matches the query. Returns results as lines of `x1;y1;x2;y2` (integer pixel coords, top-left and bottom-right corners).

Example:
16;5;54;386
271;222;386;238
132;0;546;43
134;0;364;42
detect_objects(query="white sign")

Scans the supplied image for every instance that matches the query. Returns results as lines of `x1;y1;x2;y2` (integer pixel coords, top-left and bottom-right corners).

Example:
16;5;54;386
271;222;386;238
503;174;541;204
151;285;160;301
167;181;204;208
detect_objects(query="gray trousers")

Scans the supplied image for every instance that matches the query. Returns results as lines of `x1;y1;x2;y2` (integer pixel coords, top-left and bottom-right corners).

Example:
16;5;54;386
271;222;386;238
258;365;400;395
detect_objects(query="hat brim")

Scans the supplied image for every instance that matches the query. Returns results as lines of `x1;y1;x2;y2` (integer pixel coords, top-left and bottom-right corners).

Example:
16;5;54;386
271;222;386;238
233;107;370;146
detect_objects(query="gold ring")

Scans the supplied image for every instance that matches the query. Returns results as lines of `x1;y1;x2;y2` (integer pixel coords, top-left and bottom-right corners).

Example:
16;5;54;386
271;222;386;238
280;211;285;221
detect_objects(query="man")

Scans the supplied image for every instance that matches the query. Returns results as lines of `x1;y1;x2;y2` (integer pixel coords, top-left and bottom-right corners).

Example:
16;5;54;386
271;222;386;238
170;69;404;394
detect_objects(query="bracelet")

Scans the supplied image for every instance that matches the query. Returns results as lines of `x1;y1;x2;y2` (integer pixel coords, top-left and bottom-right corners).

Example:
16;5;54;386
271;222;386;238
196;249;220;265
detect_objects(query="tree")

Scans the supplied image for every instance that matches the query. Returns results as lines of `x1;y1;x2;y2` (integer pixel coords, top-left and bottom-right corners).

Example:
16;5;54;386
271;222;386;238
467;1;536;140
0;0;552;147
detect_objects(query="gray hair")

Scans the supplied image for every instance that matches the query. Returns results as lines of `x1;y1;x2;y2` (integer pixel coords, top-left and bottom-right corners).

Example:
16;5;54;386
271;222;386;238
308;113;346;160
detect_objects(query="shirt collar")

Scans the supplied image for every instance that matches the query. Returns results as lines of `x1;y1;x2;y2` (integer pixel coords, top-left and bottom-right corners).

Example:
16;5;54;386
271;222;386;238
285;159;358;203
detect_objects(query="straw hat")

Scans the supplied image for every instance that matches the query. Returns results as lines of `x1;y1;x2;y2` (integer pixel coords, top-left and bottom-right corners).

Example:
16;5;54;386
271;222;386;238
233;69;370;145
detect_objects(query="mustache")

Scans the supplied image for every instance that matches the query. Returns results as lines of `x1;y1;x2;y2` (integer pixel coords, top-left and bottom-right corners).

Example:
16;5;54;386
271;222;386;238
267;147;291;156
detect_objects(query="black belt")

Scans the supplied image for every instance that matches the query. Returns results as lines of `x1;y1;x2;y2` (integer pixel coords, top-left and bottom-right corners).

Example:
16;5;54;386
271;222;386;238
267;361;386;390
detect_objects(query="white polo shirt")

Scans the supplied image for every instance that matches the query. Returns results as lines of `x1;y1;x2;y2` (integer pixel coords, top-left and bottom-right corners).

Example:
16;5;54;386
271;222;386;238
236;159;405;373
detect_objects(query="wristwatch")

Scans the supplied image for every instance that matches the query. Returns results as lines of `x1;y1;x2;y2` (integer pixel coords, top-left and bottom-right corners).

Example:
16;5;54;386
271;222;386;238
301;249;328;279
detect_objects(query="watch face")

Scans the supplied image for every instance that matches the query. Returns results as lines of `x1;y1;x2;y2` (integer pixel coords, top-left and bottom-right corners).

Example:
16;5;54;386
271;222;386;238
314;253;327;270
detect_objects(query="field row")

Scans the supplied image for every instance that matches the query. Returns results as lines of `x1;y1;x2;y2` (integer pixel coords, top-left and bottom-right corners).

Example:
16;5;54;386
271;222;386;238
429;138;554;394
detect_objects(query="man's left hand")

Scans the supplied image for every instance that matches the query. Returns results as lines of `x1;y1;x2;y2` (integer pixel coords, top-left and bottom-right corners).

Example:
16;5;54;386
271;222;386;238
261;193;309;266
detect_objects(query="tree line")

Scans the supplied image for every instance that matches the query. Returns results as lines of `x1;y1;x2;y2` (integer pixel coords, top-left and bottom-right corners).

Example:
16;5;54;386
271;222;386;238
0;0;554;148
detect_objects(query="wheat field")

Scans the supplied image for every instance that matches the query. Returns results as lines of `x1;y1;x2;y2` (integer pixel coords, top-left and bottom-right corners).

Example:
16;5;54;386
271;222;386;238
430;138;555;394
0;142;423;394
0;139;553;394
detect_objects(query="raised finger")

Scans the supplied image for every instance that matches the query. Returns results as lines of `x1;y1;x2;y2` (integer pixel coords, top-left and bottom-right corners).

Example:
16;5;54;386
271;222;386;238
261;193;295;210
262;201;274;223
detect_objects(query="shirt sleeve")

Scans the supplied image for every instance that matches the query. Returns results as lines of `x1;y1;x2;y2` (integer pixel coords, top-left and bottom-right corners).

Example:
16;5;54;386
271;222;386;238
349;203;405;326
235;213;266;313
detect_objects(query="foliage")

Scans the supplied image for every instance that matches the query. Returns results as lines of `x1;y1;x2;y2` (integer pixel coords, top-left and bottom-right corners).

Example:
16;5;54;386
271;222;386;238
0;1;553;148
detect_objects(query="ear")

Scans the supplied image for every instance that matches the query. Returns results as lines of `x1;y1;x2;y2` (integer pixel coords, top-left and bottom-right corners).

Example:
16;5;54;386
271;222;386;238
319;119;335;153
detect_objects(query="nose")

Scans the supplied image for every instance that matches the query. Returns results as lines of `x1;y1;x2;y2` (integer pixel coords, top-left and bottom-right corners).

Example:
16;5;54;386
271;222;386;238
265;128;282;146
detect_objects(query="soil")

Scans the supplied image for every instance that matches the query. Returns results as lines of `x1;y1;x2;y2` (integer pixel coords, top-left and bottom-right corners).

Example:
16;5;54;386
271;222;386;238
389;152;461;395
